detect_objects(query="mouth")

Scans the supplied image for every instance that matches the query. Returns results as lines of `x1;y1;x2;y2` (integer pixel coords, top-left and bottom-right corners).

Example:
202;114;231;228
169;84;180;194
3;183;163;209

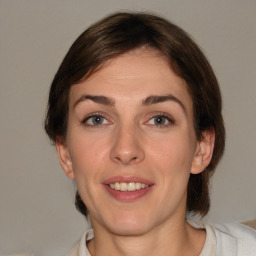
108;182;150;191
103;176;154;202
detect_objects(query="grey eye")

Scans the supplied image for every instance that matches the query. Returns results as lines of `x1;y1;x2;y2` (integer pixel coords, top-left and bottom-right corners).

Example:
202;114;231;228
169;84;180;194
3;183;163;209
147;114;174;127
91;116;104;125
154;116;167;125
83;115;110;126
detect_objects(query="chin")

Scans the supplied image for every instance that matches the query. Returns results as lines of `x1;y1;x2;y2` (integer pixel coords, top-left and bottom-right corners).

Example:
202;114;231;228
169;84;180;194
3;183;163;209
104;210;153;236
109;222;150;236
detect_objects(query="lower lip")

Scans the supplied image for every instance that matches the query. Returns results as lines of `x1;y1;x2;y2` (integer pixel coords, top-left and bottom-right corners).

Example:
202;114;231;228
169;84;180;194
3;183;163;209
104;185;153;202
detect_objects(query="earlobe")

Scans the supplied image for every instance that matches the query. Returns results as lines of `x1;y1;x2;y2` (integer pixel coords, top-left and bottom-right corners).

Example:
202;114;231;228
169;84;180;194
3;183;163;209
56;140;75;179
191;129;215;174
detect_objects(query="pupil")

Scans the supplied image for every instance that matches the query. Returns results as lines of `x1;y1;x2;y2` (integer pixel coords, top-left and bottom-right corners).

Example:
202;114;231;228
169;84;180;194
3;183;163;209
93;116;102;124
155;116;164;124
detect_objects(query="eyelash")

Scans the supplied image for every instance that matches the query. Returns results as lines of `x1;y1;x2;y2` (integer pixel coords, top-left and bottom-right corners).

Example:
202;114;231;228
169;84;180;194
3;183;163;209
146;113;175;128
81;112;175;128
81;112;111;127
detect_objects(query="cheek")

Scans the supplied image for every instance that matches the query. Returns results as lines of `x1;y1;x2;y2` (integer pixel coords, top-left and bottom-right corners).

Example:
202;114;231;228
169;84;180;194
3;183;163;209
69;131;109;171
143;134;195;218
68;135;109;209
146;132;196;202
67;131;114;203
147;132;196;173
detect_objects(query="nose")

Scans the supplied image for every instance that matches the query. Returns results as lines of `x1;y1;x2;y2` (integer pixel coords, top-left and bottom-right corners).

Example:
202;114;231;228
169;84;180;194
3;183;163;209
110;124;145;165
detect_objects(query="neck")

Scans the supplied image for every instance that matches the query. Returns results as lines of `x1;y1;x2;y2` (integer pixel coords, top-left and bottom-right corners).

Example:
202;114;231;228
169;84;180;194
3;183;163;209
88;217;205;256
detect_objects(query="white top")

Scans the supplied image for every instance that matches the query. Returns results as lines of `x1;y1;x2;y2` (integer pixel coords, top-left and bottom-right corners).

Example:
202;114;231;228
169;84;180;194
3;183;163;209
68;220;256;256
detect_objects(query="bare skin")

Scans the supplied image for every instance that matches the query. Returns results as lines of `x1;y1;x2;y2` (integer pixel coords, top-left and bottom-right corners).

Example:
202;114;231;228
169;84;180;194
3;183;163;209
57;48;214;256
87;214;206;256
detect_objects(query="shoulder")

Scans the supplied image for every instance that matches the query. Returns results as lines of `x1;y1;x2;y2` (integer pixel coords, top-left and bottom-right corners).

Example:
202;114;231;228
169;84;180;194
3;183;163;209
66;243;79;256
188;219;256;255
212;222;256;255
66;229;94;256
213;222;256;238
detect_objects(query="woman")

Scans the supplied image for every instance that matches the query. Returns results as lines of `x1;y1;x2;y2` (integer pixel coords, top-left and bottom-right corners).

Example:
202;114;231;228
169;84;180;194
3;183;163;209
44;12;256;256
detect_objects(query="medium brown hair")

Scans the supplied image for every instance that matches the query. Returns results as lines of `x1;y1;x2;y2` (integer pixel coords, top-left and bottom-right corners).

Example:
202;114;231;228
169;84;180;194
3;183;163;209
45;12;225;217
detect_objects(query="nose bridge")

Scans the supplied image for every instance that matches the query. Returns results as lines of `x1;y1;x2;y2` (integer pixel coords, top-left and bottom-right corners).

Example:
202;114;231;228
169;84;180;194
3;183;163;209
110;121;144;165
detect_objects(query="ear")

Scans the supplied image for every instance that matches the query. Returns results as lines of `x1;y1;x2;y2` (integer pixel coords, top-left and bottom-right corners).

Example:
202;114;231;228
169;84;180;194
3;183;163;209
56;139;75;179
191;129;215;174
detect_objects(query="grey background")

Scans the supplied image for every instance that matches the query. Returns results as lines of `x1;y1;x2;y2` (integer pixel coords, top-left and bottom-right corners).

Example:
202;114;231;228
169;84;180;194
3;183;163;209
0;1;255;255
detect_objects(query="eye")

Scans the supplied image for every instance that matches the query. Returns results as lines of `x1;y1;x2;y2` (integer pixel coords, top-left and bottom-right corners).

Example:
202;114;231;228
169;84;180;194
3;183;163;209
147;114;174;127
82;114;111;126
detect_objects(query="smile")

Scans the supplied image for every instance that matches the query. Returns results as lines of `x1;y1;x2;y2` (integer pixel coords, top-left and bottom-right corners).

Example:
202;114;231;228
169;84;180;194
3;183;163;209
109;182;149;191
103;176;153;201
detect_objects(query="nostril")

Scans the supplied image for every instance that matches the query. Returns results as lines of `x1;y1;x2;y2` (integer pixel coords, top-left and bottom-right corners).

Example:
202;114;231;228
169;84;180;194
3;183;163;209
113;153;141;165
110;131;145;164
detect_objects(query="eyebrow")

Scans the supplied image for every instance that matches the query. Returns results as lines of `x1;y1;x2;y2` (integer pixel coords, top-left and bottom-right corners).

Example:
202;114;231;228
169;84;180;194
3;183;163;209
142;95;187;115
73;94;186;114
73;95;115;109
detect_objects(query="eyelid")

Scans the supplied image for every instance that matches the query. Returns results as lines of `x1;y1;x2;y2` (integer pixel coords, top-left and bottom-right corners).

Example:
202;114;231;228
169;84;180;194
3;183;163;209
81;112;112;126
144;112;175;127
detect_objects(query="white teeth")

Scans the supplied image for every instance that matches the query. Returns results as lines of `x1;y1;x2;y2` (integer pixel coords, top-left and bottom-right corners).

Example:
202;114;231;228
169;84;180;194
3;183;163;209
120;182;128;191
109;182;149;191
128;182;136;191
114;182;120;190
135;183;142;190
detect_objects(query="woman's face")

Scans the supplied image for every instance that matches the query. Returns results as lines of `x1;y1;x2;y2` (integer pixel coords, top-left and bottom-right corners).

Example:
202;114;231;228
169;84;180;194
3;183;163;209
57;48;211;236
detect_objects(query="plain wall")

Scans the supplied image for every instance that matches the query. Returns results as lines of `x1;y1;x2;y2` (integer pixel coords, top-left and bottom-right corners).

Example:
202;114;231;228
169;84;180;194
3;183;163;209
0;1;255;255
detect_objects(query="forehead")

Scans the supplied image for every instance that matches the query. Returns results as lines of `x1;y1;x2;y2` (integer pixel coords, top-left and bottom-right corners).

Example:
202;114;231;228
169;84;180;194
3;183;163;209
69;48;193;110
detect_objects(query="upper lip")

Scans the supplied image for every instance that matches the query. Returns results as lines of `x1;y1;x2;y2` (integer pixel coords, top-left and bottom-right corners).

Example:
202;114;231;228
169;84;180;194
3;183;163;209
102;176;154;185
